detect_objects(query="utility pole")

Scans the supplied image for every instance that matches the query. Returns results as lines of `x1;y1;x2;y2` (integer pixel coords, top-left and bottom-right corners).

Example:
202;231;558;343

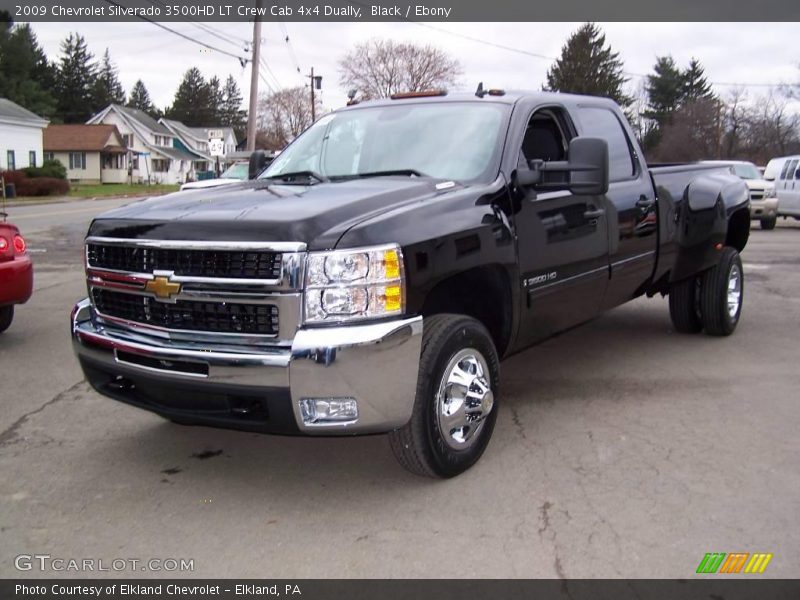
246;1;262;152
307;68;322;122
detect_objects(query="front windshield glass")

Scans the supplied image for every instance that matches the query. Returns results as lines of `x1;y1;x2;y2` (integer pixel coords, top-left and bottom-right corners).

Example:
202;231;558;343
260;102;509;182
731;163;761;180
221;163;248;180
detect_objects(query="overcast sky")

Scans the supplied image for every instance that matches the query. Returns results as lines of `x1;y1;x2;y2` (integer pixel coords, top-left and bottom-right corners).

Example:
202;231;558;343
23;21;800;112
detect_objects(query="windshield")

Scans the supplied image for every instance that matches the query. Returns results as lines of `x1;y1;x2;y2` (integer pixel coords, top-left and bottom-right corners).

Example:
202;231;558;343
221;163;249;180
260;102;509;183
731;163;761;180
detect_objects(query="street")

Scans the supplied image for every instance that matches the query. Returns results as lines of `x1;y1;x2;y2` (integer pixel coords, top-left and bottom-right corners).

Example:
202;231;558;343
1;199;798;578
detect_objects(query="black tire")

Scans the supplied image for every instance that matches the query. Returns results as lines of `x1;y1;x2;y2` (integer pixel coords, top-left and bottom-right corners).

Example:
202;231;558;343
700;247;743;337
760;217;777;230
669;276;703;333
0;305;13;334
389;314;500;478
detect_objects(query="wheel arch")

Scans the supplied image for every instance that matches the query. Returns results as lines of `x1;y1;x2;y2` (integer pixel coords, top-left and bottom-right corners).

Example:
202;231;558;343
420;264;514;358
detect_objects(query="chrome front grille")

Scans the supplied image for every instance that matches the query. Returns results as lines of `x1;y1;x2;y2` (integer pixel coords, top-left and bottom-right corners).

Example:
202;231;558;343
750;190;765;201
85;237;305;342
92;289;280;335
86;243;282;279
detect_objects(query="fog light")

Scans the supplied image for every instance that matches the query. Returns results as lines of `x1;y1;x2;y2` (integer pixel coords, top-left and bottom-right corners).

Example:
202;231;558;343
300;398;358;425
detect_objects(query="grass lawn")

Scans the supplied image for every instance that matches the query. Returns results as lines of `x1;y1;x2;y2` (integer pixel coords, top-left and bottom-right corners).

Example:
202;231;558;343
69;183;180;198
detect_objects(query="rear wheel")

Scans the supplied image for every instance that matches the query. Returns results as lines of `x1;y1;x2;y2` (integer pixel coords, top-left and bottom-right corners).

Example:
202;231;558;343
389;314;500;478
700;247;743;336
0;306;14;333
760;216;777;230
669;277;703;333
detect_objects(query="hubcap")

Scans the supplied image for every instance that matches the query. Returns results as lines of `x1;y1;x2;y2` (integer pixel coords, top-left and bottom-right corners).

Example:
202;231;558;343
436;348;494;451
727;264;742;319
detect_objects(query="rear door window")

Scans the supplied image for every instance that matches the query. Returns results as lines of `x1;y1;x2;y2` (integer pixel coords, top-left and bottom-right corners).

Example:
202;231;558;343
576;106;637;182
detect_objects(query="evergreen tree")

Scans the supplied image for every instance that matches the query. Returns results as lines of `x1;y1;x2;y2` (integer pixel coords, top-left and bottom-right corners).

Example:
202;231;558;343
127;79;156;114
0;19;57;118
166;67;208;125
220;75;246;137
55;33;96;123
644;56;684;124
204;75;223;124
92;48;125;110
682;58;715;102
545;23;632;108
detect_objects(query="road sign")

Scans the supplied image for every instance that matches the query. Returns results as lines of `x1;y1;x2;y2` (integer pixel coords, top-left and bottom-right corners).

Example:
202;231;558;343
207;129;224;140
208;139;225;157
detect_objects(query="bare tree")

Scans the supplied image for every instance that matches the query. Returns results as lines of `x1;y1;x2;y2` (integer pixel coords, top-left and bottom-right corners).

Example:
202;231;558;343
650;97;722;162
338;38;462;100
721;87;749;159
256;86;322;150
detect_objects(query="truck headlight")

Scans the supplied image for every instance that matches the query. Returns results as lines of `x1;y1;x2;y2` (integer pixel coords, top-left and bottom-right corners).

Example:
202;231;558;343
304;244;405;324
765;186;777;198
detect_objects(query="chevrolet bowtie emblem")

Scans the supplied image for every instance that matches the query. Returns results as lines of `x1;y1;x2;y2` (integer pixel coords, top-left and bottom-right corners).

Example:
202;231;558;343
145;276;181;300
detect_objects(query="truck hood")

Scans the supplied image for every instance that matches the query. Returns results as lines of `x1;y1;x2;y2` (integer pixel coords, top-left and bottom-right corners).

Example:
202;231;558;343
743;179;773;192
88;177;456;250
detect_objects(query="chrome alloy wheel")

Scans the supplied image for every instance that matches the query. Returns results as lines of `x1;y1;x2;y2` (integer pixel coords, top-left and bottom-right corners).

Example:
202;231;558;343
727;263;742;318
435;348;495;451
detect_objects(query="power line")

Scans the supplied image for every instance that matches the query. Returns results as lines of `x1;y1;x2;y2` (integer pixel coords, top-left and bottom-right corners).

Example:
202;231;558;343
103;0;249;64
260;57;282;91
277;21;302;75
411;21;791;90
144;0;249;50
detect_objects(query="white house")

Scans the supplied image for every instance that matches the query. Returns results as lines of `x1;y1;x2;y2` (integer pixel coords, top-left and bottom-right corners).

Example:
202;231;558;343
87;105;201;185
0;98;48;171
160;119;238;175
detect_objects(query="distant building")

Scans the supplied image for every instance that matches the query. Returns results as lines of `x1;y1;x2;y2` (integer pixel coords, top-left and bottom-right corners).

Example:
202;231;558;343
87;105;201;184
43;124;128;184
0;98;48;171
160;119;238;175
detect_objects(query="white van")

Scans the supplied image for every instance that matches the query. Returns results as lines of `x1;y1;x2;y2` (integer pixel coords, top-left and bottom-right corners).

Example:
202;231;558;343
763;155;800;218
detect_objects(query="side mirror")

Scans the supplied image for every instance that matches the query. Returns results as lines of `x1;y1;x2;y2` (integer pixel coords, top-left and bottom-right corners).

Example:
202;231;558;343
565;137;609;195
517;136;610;196
248;151;268;180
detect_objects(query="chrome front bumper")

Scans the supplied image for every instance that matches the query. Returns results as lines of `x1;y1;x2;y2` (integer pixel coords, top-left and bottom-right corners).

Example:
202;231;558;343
749;198;778;219
71;299;423;435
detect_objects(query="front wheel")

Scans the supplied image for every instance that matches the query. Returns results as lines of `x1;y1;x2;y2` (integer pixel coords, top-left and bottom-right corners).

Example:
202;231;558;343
0;306;14;334
389;314;500;478
760;216;777;230
700;247;743;336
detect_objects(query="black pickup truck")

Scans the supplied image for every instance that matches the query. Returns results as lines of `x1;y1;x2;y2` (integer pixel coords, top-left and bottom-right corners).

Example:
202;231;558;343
71;90;750;477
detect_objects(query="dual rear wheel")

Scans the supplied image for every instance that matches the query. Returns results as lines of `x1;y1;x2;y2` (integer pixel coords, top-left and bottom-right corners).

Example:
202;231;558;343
669;246;743;337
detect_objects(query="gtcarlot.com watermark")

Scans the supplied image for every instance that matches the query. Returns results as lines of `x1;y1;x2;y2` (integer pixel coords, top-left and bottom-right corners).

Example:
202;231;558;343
15;554;194;573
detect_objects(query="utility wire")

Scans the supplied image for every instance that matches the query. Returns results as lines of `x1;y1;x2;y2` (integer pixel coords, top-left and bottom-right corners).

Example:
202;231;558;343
277;21;302;75
144;0;249;50
103;0;249;64
412;21;791;90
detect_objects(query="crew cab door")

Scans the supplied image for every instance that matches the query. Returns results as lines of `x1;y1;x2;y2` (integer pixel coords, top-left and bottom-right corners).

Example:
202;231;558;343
573;104;658;309
508;104;610;347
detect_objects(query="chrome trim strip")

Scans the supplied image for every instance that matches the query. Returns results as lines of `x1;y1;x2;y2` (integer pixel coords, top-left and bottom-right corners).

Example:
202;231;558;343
611;250;656;268
86;236;307;253
527;265;608;295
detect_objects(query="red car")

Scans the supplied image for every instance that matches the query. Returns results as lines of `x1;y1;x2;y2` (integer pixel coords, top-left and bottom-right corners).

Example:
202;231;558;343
0;219;33;333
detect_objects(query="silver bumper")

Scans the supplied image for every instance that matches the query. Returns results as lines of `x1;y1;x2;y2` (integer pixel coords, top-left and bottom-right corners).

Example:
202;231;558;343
71;298;423;435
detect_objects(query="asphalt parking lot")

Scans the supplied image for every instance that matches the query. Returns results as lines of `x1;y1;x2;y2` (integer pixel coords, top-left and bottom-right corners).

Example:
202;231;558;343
1;200;798;579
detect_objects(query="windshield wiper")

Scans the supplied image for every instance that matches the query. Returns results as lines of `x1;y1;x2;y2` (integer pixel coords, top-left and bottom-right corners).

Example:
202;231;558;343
350;169;428;179
263;170;329;184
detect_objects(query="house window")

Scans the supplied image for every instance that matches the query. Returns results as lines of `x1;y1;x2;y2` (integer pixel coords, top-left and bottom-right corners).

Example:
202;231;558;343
131;155;139;170
152;159;170;172
29;151;36;167
69;152;87;170
44;152;54;162
6;150;15;170
122;134;134;147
